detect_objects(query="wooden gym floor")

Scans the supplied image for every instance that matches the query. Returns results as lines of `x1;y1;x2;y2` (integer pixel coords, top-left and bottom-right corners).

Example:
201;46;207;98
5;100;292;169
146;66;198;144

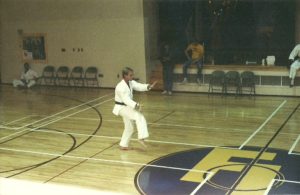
0;84;300;195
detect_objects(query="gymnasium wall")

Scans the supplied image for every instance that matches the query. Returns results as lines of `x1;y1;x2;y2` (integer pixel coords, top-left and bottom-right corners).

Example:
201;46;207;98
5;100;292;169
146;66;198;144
296;1;300;43
0;0;159;88
0;25;1;83
143;0;160;81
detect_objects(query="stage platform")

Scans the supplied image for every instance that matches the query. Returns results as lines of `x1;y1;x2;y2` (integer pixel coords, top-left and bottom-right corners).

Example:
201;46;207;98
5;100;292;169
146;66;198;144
150;64;300;96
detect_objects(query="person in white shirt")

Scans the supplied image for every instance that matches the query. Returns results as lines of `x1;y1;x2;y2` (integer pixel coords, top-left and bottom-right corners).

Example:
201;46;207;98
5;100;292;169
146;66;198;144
112;67;157;150
13;63;38;88
288;44;300;87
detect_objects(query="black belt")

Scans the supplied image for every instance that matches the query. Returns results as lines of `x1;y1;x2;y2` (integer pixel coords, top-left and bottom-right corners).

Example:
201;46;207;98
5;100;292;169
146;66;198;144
115;101;126;106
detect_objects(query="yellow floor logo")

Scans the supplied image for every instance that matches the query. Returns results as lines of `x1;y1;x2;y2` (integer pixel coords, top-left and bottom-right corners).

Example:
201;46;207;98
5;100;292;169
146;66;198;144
135;146;300;194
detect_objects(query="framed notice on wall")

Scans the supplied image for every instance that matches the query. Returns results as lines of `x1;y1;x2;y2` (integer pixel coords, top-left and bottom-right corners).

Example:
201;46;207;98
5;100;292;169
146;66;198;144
21;33;47;63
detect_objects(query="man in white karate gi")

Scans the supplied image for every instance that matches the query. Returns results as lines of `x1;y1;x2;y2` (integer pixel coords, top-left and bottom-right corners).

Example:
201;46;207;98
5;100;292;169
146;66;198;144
113;67;157;150
13;63;39;88
288;44;300;87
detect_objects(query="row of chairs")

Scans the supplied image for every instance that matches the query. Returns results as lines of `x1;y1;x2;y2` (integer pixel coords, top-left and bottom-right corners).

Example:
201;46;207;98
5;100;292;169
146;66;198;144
40;65;100;87
208;70;256;95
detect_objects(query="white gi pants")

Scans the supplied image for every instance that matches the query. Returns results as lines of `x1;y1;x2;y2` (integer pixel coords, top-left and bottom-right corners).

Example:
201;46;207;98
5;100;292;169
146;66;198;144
118;106;149;147
289;60;300;82
13;79;36;88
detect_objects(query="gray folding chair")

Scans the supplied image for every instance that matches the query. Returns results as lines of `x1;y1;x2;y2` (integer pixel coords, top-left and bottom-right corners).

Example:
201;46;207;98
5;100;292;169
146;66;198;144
240;71;256;95
70;66;84;87
224;71;240;96
84;66;99;87
208;70;226;95
56;66;70;86
41;65;56;85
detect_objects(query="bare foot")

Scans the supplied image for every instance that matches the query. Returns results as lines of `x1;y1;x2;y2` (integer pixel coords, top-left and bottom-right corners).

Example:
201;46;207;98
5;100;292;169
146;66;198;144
119;146;133;150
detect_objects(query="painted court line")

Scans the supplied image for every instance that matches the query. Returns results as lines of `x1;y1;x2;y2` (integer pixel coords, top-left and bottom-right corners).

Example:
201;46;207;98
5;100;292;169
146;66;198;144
1;125;239;150
2;119;244;153
45;116;300;136
31;97;114;128
190;172;214;195
3;115;264;134
9;93;113;130
0;147;211;175
148;139;239;150
289;134;300;155
2;117;252;133
0;98;114;142
0;115;37;130
3;115;34;125
4;116;299;138
264;178;300;195
0;114;59;130
0;178;113;195
289;152;300;156
0;116;65;130
0;125;19;130
1;94;112;130
239;100;287;149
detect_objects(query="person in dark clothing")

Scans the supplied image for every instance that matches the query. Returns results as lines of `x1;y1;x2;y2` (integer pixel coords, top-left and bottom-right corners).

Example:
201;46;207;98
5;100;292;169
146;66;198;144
160;41;175;95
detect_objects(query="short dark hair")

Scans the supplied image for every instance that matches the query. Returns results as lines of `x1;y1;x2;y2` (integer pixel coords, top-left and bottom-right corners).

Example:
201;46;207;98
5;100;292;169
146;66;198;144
24;62;30;68
122;67;133;77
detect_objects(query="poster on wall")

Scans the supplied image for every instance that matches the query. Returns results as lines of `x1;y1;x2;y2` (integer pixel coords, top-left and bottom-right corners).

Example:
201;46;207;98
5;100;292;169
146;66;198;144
21;33;47;63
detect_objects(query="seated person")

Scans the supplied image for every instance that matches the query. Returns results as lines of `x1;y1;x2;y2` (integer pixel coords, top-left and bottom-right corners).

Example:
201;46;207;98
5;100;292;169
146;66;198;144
13;63;39;88
182;40;204;84
288;44;300;87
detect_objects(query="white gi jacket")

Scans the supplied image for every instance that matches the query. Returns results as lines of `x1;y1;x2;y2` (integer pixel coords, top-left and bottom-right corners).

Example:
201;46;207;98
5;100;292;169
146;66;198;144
289;44;300;60
112;79;149;116
21;69;38;82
